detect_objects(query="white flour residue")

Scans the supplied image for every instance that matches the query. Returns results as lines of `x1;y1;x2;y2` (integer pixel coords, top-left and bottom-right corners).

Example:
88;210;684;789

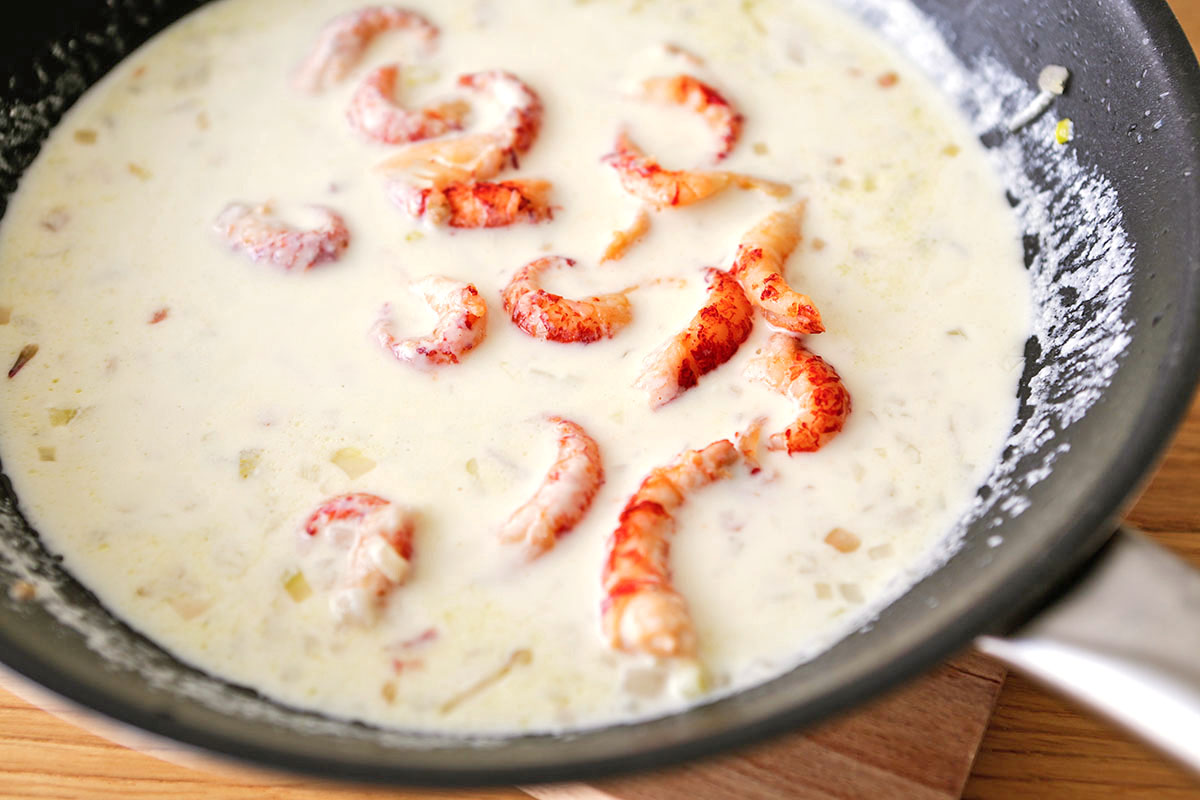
836;0;1134;570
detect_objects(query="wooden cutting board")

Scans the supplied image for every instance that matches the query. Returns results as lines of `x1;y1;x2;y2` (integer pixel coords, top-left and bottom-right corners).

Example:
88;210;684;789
522;652;1006;800
0;650;1004;800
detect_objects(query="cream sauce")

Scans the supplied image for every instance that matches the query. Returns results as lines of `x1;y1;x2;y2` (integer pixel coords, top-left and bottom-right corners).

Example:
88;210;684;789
0;0;1030;733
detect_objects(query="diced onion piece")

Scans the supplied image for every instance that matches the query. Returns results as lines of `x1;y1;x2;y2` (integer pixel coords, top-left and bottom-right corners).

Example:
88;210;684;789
668;660;707;700
824;527;861;554
439;649;532;714
168;594;211;620
402;64;440;87
620;666;667;698
331;447;376;479
381;681;397;704
1038;65;1070;95
283;570;312;602
0;307;10;325
48;408;78;427
815;582;833;600
239;448;263;479
839;583;865;604
867;543;895;561
37;446;56;462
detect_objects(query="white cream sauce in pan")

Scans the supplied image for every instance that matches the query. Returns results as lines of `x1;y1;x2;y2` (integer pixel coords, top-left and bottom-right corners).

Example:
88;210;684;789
0;0;1030;733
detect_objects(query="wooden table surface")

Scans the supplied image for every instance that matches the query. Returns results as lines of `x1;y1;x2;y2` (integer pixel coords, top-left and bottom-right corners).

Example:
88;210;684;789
3;3;1200;798
962;3;1200;796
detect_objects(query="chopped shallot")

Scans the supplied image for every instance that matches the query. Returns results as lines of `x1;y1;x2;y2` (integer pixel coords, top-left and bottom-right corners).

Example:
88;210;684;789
331;447;376;479
440;649;532;714
283;571;312;602
824;528;861;554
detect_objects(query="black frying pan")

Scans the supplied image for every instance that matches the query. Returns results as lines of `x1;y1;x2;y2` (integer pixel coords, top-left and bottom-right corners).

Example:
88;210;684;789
0;0;1198;786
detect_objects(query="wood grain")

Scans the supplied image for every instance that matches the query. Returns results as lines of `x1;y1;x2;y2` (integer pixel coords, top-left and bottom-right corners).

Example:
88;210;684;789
531;653;1006;800
962;396;1200;800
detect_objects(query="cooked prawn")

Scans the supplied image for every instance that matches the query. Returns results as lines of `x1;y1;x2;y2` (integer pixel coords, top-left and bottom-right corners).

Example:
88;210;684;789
601;206;651;263
213;202;349;272
603;131;789;209
730;201;824;335
638;74;743;161
372;275;487;367
458;70;543;160
736;416;767;475
347;64;468;144
498;417;603;558
389;179;553;228
378;132;512;185
293;6;438;93
502;256;633;344
377;70;543;184
745;333;851;454
635;268;753;408
303;492;415;624
601;439;740;658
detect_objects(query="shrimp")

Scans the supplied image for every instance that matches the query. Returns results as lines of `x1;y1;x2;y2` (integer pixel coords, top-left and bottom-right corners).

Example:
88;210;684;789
213;203;349;272
603;131;790;209
303;492;416;624
601;439;740;658
293;6;438;93
389;179;553;228
498;417;603;558
745;333;851;454
377;70;543;184
347;64;468;144
635;268;753;408
377;132;513;185
638;74;744;161
458;70;543;161
736;416;767;475
730;201;824;335
502;256;633;344
372;275;487;367
600;206;651;263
